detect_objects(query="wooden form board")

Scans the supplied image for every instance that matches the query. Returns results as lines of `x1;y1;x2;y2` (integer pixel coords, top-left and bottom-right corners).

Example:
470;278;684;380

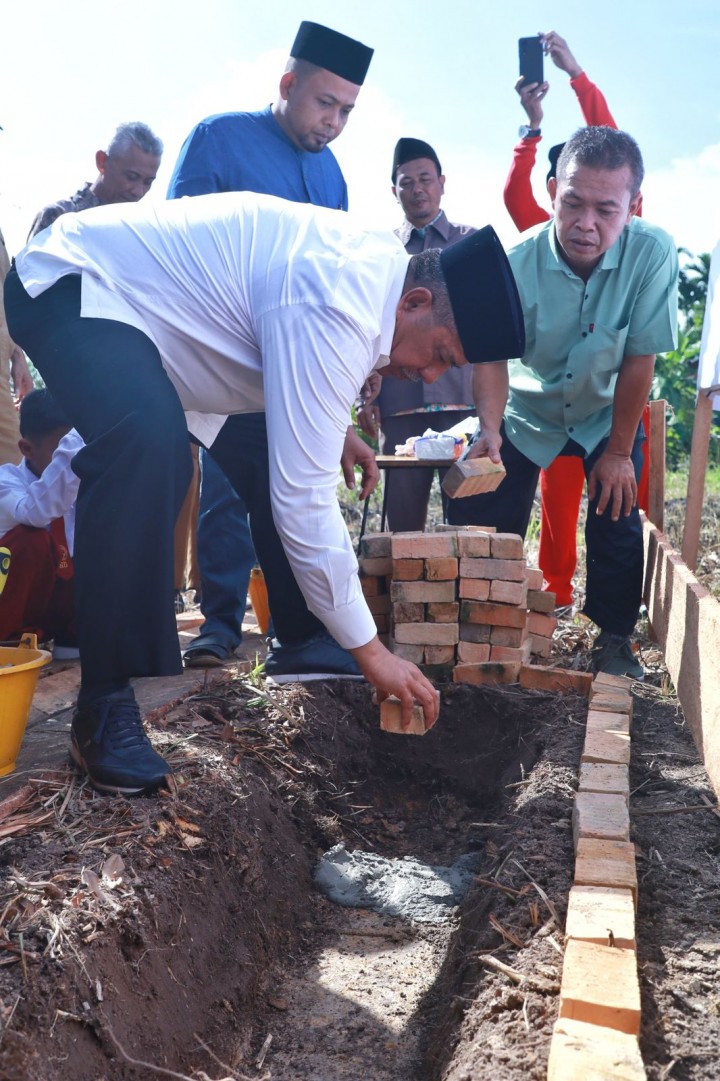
643;513;720;799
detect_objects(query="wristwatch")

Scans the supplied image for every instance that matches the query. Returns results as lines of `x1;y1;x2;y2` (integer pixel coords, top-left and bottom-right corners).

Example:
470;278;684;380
518;125;541;139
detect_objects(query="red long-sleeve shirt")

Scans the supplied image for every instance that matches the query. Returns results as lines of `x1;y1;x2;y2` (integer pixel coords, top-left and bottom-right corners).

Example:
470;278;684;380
503;71;618;232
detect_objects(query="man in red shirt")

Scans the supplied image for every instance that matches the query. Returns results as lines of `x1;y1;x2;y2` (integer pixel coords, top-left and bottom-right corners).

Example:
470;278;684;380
503;31;649;610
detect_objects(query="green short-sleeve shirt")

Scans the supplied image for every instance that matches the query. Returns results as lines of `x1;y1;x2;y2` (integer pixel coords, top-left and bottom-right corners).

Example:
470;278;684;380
505;217;678;468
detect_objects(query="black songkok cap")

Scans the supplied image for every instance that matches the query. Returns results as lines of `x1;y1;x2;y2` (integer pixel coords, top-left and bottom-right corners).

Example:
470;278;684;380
392;138;442;182
439;226;526;364
547;142;565;184
290;22;373;86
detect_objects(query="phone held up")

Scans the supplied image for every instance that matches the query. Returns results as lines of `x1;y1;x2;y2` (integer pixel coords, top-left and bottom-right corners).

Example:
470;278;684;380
518;36;543;88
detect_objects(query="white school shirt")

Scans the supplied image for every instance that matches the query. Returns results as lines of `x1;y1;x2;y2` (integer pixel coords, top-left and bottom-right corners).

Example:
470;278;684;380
16;192;409;649
0;428;82;553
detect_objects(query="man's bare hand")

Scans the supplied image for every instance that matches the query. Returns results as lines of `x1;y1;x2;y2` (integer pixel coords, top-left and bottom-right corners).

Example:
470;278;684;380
356;403;381;440
342;426;379;500
541;31;582;79
587;451;636;520
515;76;548;129
360;371;382;405
464;428;503;465
10;348;34;401
351;637;440;730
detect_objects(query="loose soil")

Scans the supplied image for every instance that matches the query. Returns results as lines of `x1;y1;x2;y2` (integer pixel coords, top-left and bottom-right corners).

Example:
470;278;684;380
1;643;719;1081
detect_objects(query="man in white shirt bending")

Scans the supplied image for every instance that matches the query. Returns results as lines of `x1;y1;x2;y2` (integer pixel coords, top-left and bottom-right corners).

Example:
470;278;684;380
4;191;524;796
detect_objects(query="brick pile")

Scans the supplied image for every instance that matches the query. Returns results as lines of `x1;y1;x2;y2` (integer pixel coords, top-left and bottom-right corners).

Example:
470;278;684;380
358;527;560;684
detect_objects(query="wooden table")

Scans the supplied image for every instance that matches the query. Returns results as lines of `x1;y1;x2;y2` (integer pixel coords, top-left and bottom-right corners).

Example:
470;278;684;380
359;454;458;539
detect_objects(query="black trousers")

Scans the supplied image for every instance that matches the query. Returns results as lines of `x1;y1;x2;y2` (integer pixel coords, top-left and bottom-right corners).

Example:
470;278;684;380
4;269;323;683
446;422;645;636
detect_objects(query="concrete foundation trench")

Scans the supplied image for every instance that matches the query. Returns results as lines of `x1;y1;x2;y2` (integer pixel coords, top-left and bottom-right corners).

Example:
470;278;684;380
1;663;719;1080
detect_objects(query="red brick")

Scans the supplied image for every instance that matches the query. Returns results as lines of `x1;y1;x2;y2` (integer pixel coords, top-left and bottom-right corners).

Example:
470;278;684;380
548;1018;645;1081
581;729;631;767
592;672;633;693
518;665;593;696
432;525;459;534
574;838;638;906
529;633;553;657
578;763;629;798
589;692;633;718
359;532;392;560
489;645;526;663
458;557;526;582
489;579;528;606
490;625;526;647
390;642;424;663
489;533;524;559
424;557;459;581
392;558;424;581
426;601;459;623
366;594;391;615
391;581;456;603
558;939;640;1035
458;578;491;601
373;613;389;633
572;792;630;847
421;663;455;681
453;661;520;685
527;610;558;637
526;589;556;613
442;457;506;498
361;556;393;576
460;601;527;629
380;696;427;736
392;601;424;624
456;530;491;557
586;710;630;735
565;886;636;950
524;567;544;590
457;641;491;663
394;622;459;646
459;623;491;644
424;645;456;665
391;533;458;559
360;574;385;597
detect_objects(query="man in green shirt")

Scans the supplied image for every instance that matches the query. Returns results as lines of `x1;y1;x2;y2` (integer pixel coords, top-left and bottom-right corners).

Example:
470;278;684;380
450;126;678;678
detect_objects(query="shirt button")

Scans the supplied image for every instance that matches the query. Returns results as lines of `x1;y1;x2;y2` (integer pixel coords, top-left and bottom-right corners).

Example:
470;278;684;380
565;403;570;408
582;331;588;338
566;373;573;379
568;426;575;433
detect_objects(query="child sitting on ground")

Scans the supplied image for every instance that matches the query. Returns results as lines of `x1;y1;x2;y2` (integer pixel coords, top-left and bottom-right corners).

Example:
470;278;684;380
0;388;82;657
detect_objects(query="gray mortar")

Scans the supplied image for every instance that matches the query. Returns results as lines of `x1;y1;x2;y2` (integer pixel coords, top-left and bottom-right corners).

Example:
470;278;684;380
314;844;479;923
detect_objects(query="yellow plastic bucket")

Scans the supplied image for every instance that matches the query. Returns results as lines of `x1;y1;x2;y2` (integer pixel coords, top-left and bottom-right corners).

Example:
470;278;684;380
0;634;52;777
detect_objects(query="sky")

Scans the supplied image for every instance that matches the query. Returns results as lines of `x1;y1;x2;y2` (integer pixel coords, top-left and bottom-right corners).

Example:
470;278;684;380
1;0;719;258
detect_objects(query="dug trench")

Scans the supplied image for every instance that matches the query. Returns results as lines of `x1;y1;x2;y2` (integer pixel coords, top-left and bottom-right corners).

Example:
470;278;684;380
0;676;585;1080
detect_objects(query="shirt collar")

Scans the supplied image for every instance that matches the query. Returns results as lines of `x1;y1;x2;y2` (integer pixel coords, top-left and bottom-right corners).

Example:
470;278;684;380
397;209;449;245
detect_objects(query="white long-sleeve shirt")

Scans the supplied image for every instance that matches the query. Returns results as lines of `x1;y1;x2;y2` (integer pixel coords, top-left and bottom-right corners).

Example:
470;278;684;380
0;428;82;553
15;193;410;649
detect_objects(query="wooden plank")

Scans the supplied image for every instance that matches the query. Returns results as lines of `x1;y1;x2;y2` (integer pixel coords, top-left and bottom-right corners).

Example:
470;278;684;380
647;399;666;531
643;514;720;799
681;391;714;570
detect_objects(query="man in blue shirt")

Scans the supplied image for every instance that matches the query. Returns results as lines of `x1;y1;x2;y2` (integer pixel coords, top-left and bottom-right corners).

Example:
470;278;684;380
168;21;373;680
450;127;678;679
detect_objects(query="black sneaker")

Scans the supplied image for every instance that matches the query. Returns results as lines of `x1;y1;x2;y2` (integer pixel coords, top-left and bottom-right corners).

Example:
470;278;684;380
71;687;170;795
591;632;644;681
264;630;365;684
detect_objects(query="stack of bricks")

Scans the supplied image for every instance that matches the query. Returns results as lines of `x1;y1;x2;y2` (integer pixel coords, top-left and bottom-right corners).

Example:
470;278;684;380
548;672;645;1080
357;527;560;683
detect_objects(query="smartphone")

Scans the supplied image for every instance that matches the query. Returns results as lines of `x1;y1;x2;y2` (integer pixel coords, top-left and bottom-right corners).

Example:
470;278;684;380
518;36;543;88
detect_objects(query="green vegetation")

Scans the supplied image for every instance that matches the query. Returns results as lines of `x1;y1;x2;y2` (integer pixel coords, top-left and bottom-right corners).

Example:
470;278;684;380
653;249;718;468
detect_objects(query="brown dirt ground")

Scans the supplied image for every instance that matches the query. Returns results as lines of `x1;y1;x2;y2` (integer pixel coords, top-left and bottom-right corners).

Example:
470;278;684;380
1;641;718;1080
